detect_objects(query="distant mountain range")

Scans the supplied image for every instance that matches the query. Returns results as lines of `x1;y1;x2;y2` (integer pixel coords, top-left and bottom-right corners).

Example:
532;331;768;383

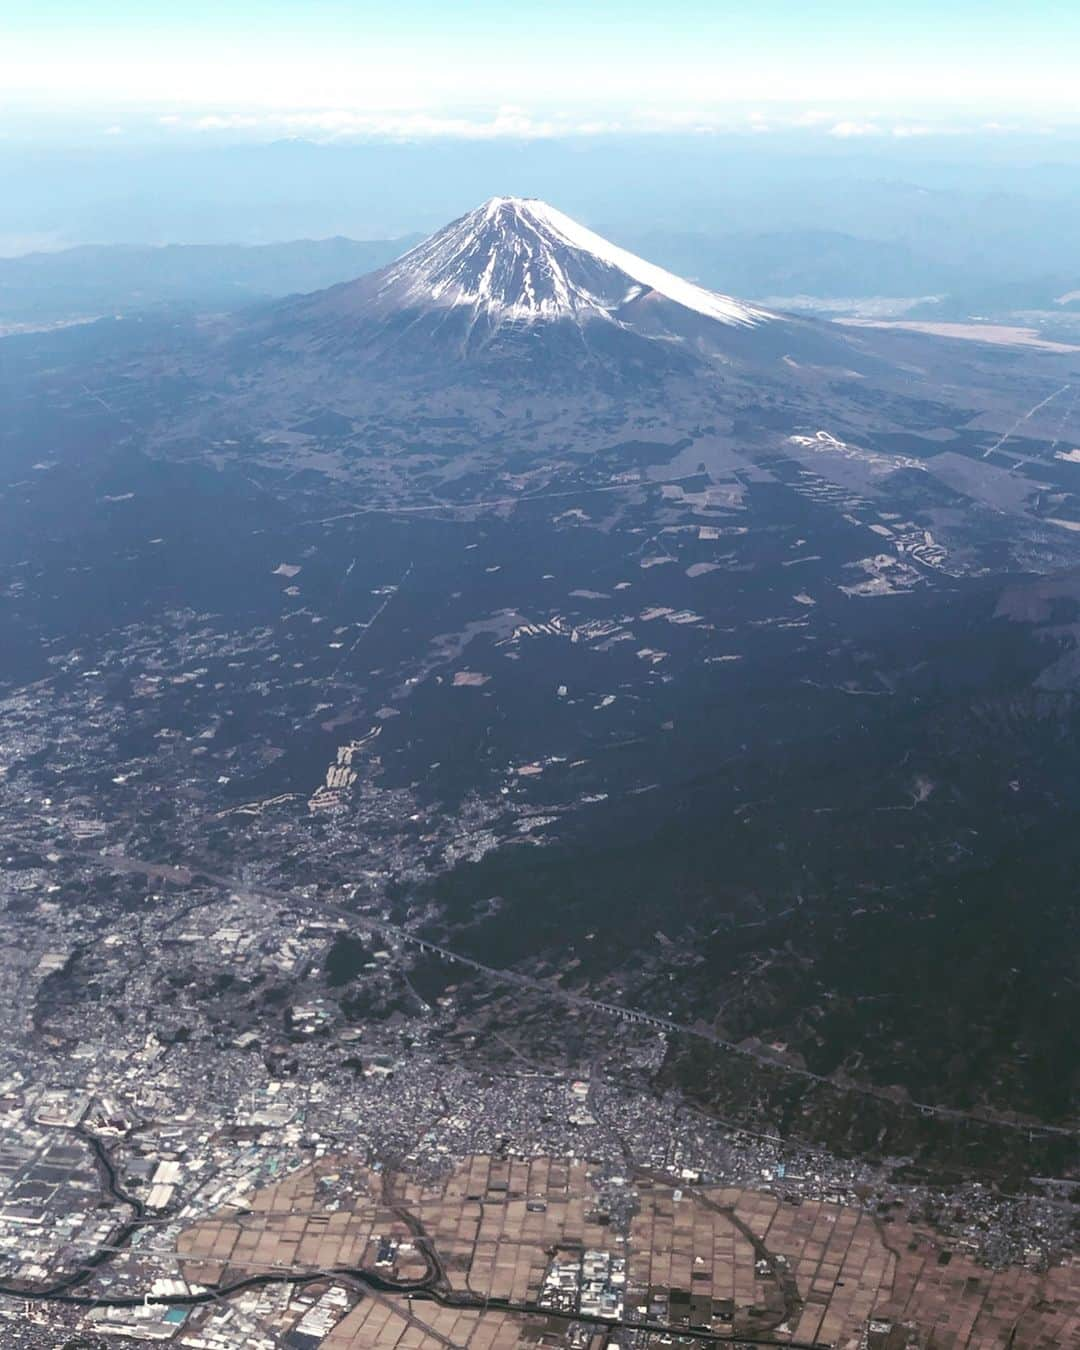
0;235;419;326
5;216;1077;333
613;227;961;300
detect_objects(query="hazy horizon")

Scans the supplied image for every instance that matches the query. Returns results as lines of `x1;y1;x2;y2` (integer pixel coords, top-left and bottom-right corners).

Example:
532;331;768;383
5;0;1080;143
5;130;1080;261
6;2;1080;264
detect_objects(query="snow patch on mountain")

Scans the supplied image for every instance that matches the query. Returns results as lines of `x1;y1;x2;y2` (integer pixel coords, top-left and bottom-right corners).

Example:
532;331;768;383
373;196;771;329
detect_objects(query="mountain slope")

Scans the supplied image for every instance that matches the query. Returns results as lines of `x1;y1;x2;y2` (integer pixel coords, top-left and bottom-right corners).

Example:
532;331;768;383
351;196;772;328
248;197;866;382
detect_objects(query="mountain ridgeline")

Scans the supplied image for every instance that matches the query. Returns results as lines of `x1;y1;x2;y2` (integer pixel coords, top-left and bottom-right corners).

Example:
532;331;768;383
240;197;879;383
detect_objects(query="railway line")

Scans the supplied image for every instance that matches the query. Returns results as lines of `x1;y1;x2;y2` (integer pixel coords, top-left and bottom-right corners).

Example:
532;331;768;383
96;849;1079;1141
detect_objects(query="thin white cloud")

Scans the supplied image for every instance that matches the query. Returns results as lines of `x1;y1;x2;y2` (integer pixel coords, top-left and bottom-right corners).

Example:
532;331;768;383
180;106;625;141
176;103;931;143
829;120;883;138
793;109;835;127
15;100;1075;147
154;105;1073;144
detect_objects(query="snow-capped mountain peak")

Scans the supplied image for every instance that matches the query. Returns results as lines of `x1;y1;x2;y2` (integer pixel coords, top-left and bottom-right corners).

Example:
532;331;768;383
259;195;809;383
370;196;771;329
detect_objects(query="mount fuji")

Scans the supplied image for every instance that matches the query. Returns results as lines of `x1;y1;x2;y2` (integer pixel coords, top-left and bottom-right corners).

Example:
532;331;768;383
251;197;866;382
351;196;772;329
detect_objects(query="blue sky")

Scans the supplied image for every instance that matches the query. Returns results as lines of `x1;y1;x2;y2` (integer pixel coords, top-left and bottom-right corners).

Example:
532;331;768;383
3;1;1079;142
